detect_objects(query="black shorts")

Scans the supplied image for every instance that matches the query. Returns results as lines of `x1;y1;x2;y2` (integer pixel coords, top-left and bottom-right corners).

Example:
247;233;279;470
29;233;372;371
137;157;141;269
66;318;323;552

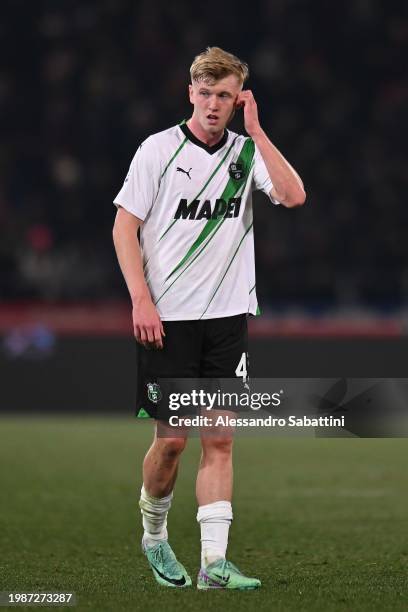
136;314;249;419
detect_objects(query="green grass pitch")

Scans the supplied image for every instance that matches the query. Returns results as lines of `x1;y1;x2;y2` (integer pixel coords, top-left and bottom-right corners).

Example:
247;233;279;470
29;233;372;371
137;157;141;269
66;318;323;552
0;417;407;611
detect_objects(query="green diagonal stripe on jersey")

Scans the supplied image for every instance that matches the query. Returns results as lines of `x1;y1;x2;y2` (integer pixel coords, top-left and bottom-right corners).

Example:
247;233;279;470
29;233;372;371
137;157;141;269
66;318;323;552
158;136;239;242
153;171;252;307
141;132;188;273
200;222;254;319
160;136;188;179
164;138;255;281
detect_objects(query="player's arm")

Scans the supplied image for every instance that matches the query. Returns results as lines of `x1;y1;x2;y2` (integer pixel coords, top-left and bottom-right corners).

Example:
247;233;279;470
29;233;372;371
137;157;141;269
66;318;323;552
237;90;306;207
113;206;164;349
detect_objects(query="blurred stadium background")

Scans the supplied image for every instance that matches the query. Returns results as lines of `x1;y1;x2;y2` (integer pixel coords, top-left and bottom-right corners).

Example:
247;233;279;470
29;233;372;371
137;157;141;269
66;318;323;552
1;5;408;610
0;0;407;411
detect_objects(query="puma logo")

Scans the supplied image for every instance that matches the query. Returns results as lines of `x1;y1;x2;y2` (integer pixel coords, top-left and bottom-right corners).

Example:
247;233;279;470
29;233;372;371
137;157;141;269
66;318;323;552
176;166;192;180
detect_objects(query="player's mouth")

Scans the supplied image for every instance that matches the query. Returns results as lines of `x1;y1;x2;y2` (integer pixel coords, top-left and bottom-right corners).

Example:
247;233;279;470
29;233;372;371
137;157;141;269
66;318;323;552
207;114;219;124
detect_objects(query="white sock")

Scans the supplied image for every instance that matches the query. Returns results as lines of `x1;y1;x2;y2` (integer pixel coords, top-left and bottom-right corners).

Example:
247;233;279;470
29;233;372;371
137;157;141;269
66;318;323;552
139;485;173;549
197;501;233;568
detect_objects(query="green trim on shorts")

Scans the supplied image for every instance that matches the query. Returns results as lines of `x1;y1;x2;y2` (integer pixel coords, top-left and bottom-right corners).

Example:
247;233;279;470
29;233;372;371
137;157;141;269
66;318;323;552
136;407;151;418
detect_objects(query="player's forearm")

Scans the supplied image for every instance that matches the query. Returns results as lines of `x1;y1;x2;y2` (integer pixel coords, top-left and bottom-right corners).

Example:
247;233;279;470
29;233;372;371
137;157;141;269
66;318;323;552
251;128;306;207
112;218;151;304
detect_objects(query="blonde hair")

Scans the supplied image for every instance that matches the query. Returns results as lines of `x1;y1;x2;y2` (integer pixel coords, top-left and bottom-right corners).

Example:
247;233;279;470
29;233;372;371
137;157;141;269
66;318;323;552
190;47;249;85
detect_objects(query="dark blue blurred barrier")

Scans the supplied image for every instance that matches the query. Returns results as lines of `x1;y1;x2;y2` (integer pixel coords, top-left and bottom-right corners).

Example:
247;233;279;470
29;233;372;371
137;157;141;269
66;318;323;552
1;335;407;413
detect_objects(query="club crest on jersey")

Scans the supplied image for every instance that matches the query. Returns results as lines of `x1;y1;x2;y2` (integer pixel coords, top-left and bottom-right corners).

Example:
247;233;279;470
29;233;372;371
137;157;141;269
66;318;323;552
147;382;162;404
229;162;245;181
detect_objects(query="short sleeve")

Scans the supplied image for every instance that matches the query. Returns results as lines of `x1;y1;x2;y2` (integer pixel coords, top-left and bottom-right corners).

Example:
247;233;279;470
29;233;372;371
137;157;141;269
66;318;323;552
113;137;161;221
252;143;281;206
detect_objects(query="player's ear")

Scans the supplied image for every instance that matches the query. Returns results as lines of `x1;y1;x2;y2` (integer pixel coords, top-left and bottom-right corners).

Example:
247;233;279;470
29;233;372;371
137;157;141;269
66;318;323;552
188;84;194;104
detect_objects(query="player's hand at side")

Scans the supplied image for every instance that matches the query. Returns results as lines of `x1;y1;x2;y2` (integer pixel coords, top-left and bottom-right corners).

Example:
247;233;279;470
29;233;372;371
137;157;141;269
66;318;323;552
132;295;165;350
236;90;261;137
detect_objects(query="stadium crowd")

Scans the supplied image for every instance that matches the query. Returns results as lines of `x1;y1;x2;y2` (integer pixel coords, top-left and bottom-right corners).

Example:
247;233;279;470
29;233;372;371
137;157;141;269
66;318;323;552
1;0;406;310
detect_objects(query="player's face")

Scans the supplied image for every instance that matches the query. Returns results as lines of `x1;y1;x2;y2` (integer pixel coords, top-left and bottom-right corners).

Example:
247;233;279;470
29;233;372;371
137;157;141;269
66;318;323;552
189;75;242;134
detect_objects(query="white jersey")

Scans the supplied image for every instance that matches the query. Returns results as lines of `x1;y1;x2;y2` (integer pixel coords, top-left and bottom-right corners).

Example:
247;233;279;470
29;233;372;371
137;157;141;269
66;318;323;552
114;121;280;320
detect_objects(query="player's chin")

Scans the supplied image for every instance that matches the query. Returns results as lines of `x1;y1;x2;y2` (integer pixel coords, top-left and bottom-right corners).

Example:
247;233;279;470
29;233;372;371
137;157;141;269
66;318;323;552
206;118;228;132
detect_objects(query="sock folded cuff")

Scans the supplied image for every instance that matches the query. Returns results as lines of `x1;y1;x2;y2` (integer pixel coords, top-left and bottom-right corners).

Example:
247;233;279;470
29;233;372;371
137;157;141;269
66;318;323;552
140;485;173;509
197;500;233;523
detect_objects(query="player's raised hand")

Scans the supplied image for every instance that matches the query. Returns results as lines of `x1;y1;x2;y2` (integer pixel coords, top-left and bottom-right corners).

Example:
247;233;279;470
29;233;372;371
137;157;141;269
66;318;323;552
132;295;165;350
236;90;261;137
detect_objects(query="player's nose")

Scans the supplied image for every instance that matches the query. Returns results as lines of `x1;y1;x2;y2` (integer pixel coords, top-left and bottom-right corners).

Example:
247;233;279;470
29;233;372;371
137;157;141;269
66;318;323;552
208;95;219;110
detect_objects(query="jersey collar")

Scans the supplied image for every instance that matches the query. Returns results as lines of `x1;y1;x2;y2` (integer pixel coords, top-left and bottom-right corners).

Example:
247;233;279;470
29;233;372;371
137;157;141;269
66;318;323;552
179;120;228;155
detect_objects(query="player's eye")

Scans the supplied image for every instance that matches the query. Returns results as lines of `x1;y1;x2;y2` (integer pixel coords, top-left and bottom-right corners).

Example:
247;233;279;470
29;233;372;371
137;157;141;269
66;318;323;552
200;91;210;97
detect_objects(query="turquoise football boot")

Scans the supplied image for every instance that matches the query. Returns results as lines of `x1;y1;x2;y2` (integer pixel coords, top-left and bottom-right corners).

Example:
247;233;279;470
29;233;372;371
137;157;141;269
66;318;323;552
197;558;261;590
143;540;192;588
